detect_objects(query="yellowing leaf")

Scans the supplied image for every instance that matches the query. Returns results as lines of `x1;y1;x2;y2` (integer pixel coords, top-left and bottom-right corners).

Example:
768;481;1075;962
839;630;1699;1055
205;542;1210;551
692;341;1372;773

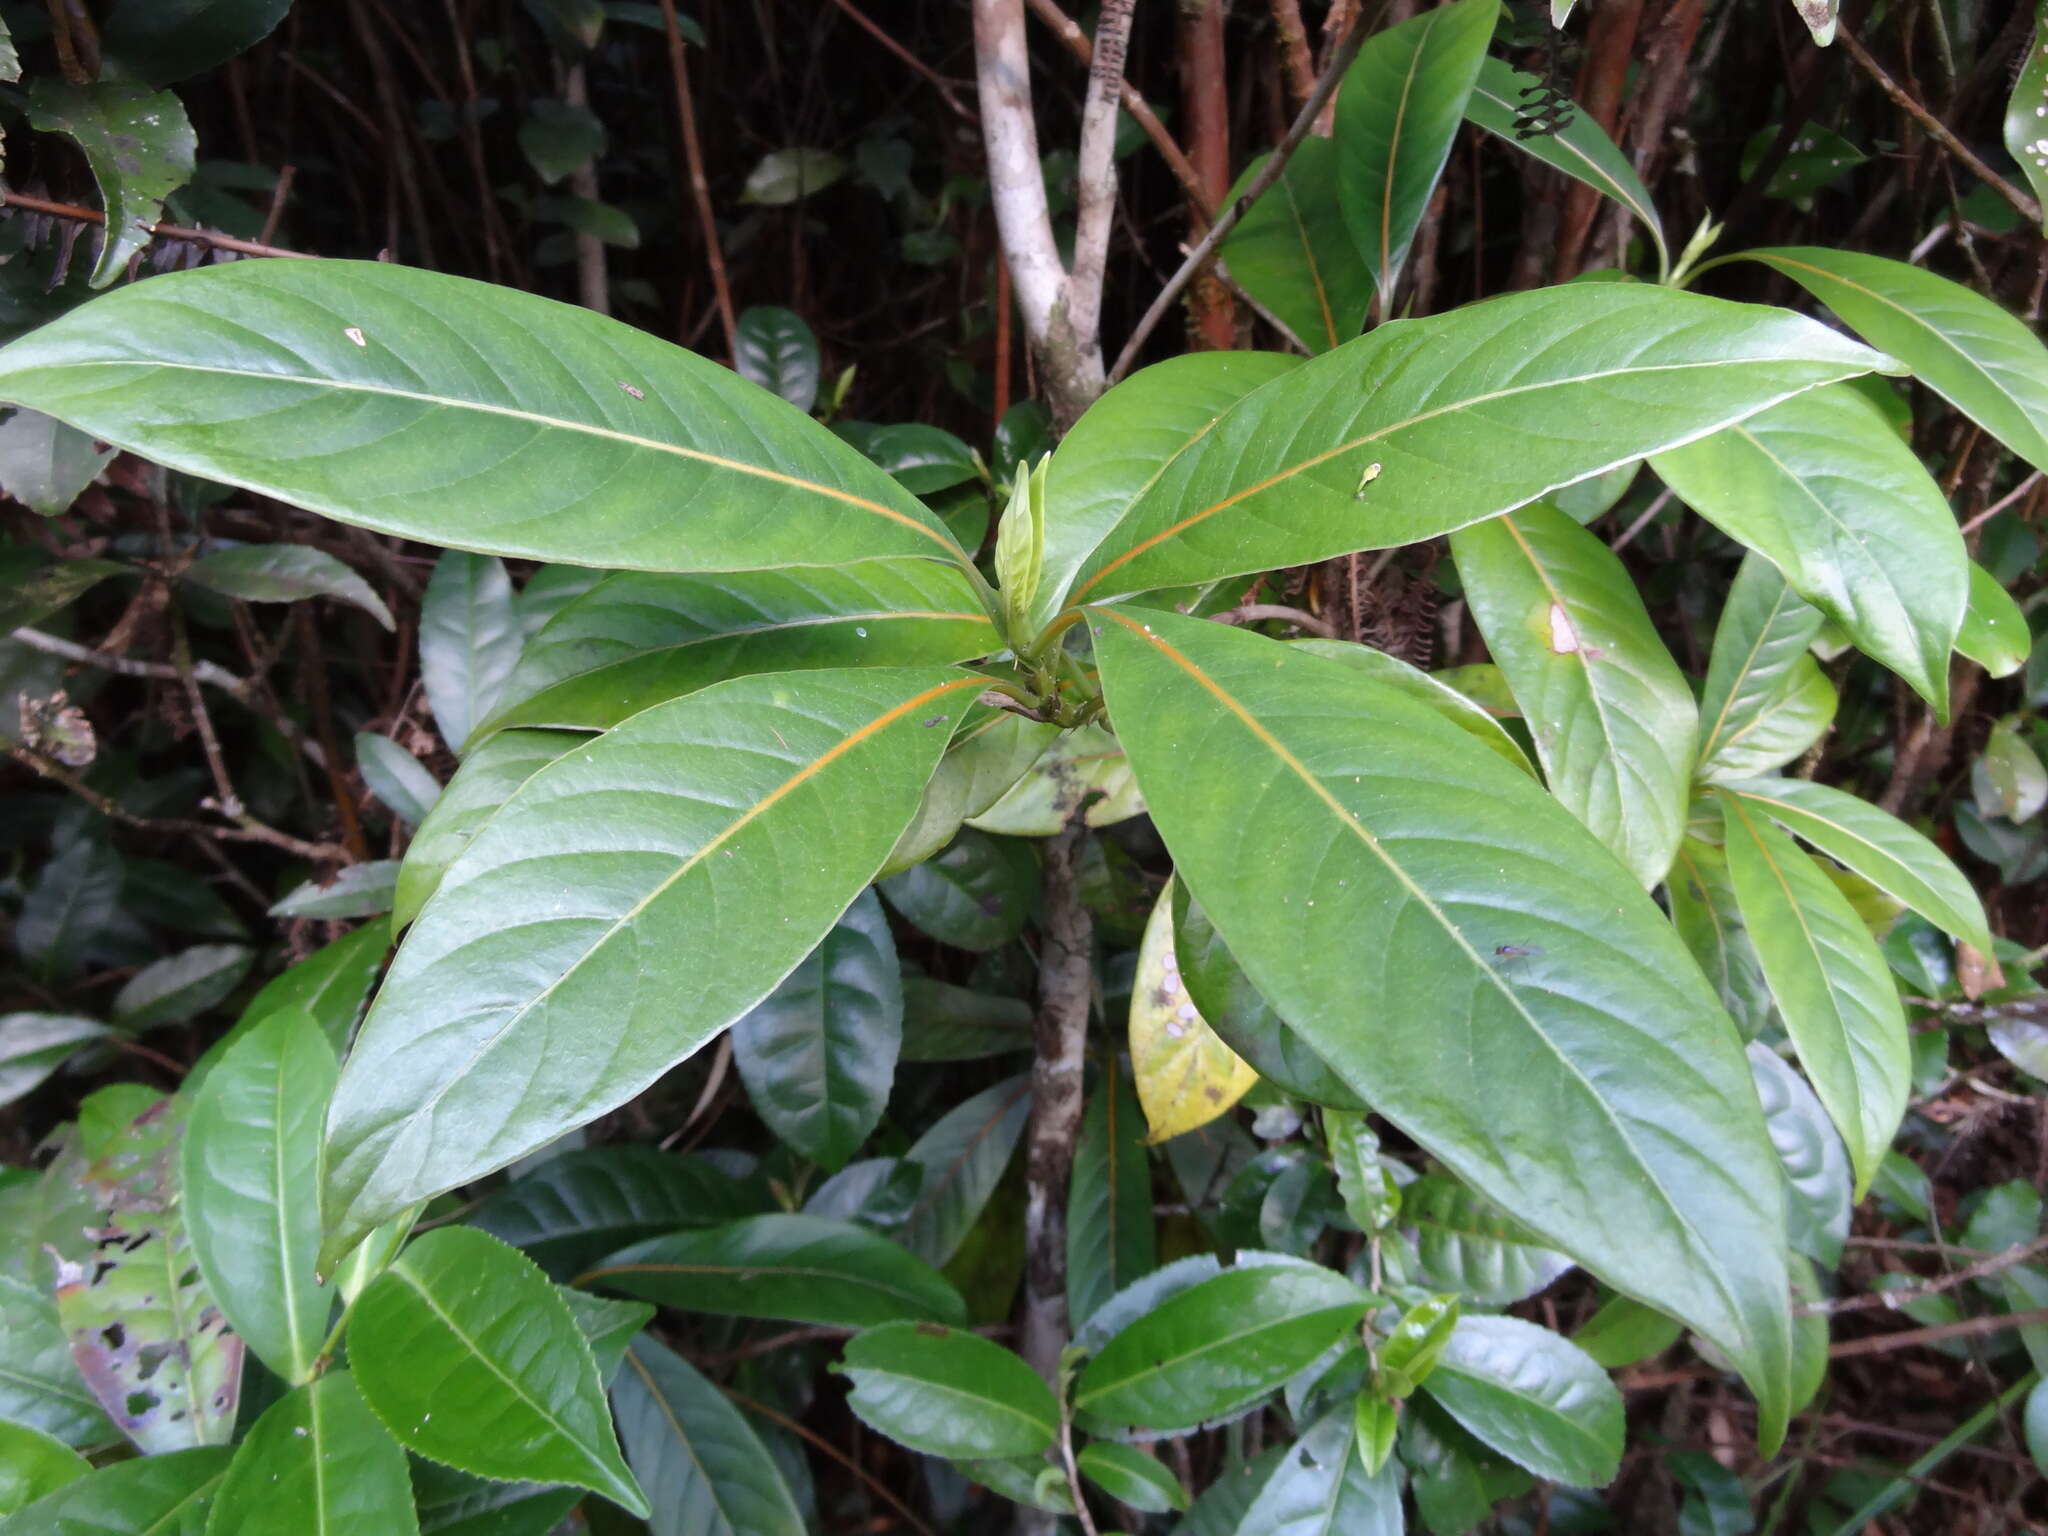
1130;880;1257;1142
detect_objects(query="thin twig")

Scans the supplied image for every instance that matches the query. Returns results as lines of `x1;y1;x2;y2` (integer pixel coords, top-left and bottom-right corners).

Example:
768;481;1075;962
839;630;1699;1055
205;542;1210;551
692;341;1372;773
1610;488;1675;552
0;188;315;261
659;0;736;359
1958;470;2043;536
1109;13;1368;382
717;1385;942;1536
1810;1234;2048;1316
1212;602;1341;637
826;0;976;119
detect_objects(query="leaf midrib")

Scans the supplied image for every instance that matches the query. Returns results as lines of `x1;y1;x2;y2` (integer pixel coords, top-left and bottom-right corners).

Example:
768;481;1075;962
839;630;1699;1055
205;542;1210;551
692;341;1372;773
855;1361;1054;1441
619;1350;753;1536
1700;585;1809;766
577;1258;935;1311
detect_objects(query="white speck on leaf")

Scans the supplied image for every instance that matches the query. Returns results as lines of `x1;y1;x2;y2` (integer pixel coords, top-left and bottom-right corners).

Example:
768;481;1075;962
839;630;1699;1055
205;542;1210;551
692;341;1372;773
344;327;366;347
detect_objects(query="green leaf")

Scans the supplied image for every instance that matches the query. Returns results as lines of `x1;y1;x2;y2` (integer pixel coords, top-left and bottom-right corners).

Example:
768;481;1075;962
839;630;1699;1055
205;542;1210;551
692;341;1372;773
895;1075;1032;1268
1668;839;1777;1041
1464;58;1667;277
741;149;847;205
581;1212;967;1328
1451;502;1697;886
1957;562;2029;678
1035;351;1301;629
1077;1442;1187;1514
1667;1448;1753;1536
2008;11;2048;230
393;730;580;929
100;0;292;86
1334;0;1497;296
729;888;901;1171
1420;1315;1623;1487
356;732;442;828
0;410;116;516
1089;609;1793;1447
994;457;1047;640
482;564;995;737
0;551;124;632
1219;139;1373;352
1067;1057;1157;1329
1073;1257;1370;1435
540;194;639;248
1697;553;1831;781
270;862;399;921
1748;1042;1851;1268
884;712;1060;876
0;1273;118;1447
181;1010;336;1385
1572;1293;1683;1369
840;1322;1056;1458
112;943;253;1030
519;99;607;185
17;833;130;984
558;1288;654;1381
1743;248;2048;473
0;1445;229;1534
184;544;395;629
1978;714;2048;821
2029;1379;2048;1478
878;827;1038;951
1406;1172;1574;1306
209;1372;418;1536
899;977;1034;1061
966;723;1144;835
1171;887;1362;1109
421;551;521;752
1651;383;1967;714
835;421;981;495
1718;791;1908;1197
0;1013;110;1109
1065;286;1890;609
733;307;821;414
611;1337;806;1536
1232;1408;1402;1535
1172;1445;1289;1536
1379;1293;1462;1397
1713;777;1992;954
350;1227;645;1515
321;666;979;1263
0;260;970;576
1290;640;1535;778
0;1420;89;1515
25;82;196;287
197;918;391;1071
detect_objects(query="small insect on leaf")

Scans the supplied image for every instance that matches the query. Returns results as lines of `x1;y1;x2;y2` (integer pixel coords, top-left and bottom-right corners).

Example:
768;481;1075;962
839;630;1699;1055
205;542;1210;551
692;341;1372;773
1353;461;1383;500
617;381;645;399
1493;944;1545;960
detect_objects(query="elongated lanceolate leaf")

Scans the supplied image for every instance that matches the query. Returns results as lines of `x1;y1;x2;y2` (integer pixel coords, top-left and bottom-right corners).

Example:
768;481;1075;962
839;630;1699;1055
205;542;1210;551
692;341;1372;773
1419;1315;1623;1487
896;1074;1032;1268
1219;140;1373;353
1452;503;1696;886
839;1323;1057;1459
1743;248;2048;473
0;260;973;576
1717;792;1908;1196
1748;1043;1851;1268
1233;1409;1401;1535
209;1372;417;1536
1697;554;1830;780
471;1145;756;1280
1652;382;1966;714
1067;1058;1157;1329
1465;59;1668;276
1065;286;1893;609
1335;0;1497;297
0;1445;230;1534
483;564;996;737
1958;561;2029;679
321;667;980;1265
612;1337;806;1536
1090;609;1793;1447
421;551;521;752
393;729;583;928
1668;839;1777;1041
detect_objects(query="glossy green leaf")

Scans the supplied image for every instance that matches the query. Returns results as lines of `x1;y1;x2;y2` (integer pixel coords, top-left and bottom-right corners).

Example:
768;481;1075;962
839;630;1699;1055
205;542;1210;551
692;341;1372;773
356;732;441;828
0;1272;117;1447
408;1467;580;1536
0;1013;110;1109
2029;1379;2048;1478
1958;562;2029;678
321;666;977;1262
1420;1314;1623;1487
899;976;1035;1061
0;413;116;517
558;1289;654;1381
1697;553;1831;780
0;1445;229;1534
1232;1408;1401;1536
1334;0;1497;296
731;888;901;1170
1978;714;2048;822
209;1372;417;1536
879;827;1037;952
1378;1293;1462;1397
582;1213;967;1327
1073;1258;1371;1435
611;1336;806;1536
1219;139;1372;352
184;545;395;630
883;712;1061;876
1173;1445;1290;1536
839;1322;1056;1458
112;943;253;1031
1743;248;2048;473
0;260;972;576
350;1227;645;1515
392;730;580;929
421;551;521;752
1654;382;1965;713
26;82;196;287
483;564;994;737
1748;1043;1851;1268
1067;1057;1157;1329
835;421;981;495
101;0;292;85
1090;609;1792;1446
270;862;398;921
1291;640;1535;777
1573;1293;1683;1369
1066;287;1889;609
1035;351;1302;628
1078;1442;1187;1514
1464;58;1667;277
1452;502;1696;886
1406;1173;1574;1306
1668;838;1777;1041
1718;791;1908;1196
181;1010;336;1385
198;918;391;1071
733;306;822;414
1171;887;1362;1109
1714;777;1992;954
2008;11;2048;228
0;1420;89;1515
896;1074;1032;1268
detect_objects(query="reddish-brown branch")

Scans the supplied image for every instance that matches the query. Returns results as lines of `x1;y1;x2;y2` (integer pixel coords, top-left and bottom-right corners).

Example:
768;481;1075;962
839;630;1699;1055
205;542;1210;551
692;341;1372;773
0;188;315;260
660;0;737;359
826;0;977;119
1270;0;1320;112
1554;0;1645;280
1180;0;1236;350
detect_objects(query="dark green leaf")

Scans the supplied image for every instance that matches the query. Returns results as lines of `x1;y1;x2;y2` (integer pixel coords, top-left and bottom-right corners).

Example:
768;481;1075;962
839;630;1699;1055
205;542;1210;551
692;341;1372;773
1420;1315;1623;1487
0;1445;229;1534
1572;1293;1682;1370
0;1272;118;1446
896;1074;1032;1268
112;943;253;1030
879;828;1038;951
100;0;292;85
1697;554;1830;781
269;862;398;920
412;1462;580;1536
1669;1447;1753;1536
1067;1058;1157;1328
198;918;390;1071
582;1212;968;1328
2007;12;2048;229
0;1420;88;1514
1748;1043;1850;1272
1406;1173;1574;1306
356;732;442;827
741;149;847;205
350;1227;645;1515
839;1322;1056;1458
25;82;196;287
899;977;1034;1062
835;421;981;496
734;307;822;414
519;99;607;185
0;552;124;631
558;1289;653;1381
1232;1408;1402;1535
321;667;979;1264
209;1372;418;1536
1078;1442;1187;1514
0;414;116;517
0;1014;110;1109
1219;140;1372;352
16;834;134;983
393;730;580;929
184;544;395;629
885;713;1060;876
421;551;521;752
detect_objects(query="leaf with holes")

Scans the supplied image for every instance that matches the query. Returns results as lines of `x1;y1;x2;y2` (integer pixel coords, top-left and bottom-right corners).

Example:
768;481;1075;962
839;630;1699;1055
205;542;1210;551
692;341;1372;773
1090;609;1793;1447
25;82;195;287
208;1372;417;1536
1220;140;1373;353
839;1322;1057;1459
320;666;977;1264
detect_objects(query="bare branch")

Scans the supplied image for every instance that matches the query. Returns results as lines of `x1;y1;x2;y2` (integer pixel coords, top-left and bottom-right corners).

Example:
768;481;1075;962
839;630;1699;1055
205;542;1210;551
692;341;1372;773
1065;0;1137;351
